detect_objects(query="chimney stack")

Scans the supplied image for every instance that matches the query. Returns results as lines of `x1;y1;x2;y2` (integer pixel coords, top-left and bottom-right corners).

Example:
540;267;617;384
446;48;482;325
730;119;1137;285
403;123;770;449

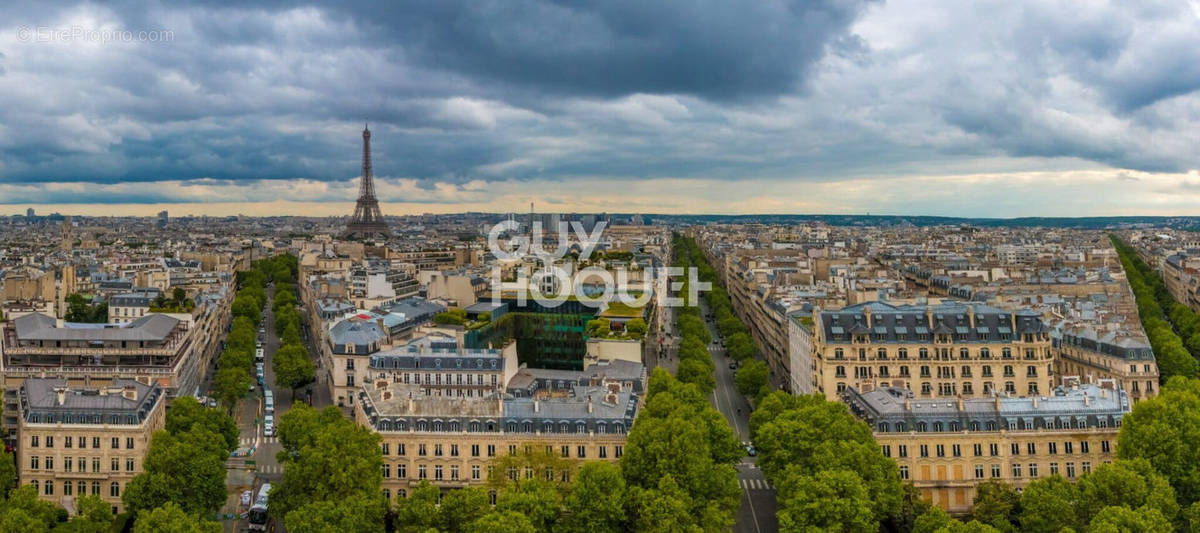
55;387;67;406
1032;396;1038;408
586;395;593;414
534;399;540;413
1083;392;1090;407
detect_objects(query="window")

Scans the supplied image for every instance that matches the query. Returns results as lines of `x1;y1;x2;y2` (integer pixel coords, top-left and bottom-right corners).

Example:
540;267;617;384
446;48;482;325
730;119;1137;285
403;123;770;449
882;445;892;458
92;436;99;449
991;464;1001;478
30;456;39;470
1012;464;1022;478
64;481;72;496
418;444;427;456
599;446;608;459
472;465;481;480
127;437;135;449
1080;441;1090;453
1029;463;1039;477
577;446;587;459
975;465;984;479
1050;462;1059;475
65;436;73;448
398;464;407;478
382;443;390;456
899;466;909;480
434;444;443;457
435;466;443;480
451;465;459;480
110;482;120;498
65;457;72;473
472;444;480;457
30;436;38;448
418;465;427;479
487;445;496;457
1066;462;1076;478
616;446;623;458
45;481;54;496
1048;442;1058;455
451;444;459;457
93;458;100;473
77;457;85;472
1065;442;1074;454
1011;443;1020;456
936;445;945;458
1027;443;1036;455
44;456;53;470
989;444;999;456
112;458;120;472
1082;462;1092;475
1101;441;1111;453
952;444;962;457
112;437;120;449
46;436;54;448
398;443;406;456
898;445;908;458
92;481;100;495
919;445;929;458
383;464;391;478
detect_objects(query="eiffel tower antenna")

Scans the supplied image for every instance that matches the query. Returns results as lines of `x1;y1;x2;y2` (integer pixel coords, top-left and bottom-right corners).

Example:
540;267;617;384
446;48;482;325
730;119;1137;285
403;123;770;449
344;122;390;239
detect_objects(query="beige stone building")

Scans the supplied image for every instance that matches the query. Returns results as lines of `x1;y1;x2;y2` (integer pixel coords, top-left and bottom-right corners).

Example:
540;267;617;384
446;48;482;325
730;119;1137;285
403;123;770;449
845;381;1127;514
17;378;166;514
1053;325;1159;402
813;301;1054;401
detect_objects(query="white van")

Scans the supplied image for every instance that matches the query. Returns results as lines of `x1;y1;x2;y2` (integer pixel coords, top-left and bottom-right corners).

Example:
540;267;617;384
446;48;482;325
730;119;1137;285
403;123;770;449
263;414;275;437
264;395;274;414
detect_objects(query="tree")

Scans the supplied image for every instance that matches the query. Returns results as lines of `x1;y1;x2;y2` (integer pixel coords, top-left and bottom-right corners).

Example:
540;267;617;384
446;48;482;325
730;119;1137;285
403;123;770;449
213;366;251;412
0;450;16;498
0;485;62;531
439;488;492;533
56;494;114;533
1018;476;1078;533
172;287;187;305
586;318;611;337
122;430;228;516
273;343;316;395
625;318;647;338
914;507;1001;533
496;480;562;533
676;358;716;394
1075;459;1177;526
272;418;383;528
970;480;1020;531
393;481;441;533
1118;376;1200;503
562;462;626;533
734;359;769;398
165;396;238;453
777;469;877;533
468;511;537;533
275;403;345;462
628;475;698;533
1086;505;1172;533
131;502;221;533
284;495;386;533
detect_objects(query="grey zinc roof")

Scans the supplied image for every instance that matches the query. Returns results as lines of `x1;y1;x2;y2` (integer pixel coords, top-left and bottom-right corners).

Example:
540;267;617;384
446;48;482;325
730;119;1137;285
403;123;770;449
819;300;1047;343
21;378;163;425
15;313;179;342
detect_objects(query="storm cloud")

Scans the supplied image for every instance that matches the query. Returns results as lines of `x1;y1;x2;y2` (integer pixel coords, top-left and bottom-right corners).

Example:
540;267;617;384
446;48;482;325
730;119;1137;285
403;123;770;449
0;0;1199;215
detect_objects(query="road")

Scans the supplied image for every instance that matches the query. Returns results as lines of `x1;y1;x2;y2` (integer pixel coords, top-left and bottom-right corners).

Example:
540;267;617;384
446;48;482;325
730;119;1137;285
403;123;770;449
696;297;779;533
219;282;329;532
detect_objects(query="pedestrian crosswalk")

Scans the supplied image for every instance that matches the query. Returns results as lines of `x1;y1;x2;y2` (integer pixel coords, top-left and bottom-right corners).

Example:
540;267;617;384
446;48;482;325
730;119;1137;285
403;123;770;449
261;436;277;444
240;437;254;446
238;436;278;446
258;464;282;474
739;478;774;491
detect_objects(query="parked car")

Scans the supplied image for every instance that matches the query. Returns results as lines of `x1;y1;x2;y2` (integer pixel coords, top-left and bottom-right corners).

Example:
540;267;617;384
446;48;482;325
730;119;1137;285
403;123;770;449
744;444;757;457
207;397;218;408
728;361;738;370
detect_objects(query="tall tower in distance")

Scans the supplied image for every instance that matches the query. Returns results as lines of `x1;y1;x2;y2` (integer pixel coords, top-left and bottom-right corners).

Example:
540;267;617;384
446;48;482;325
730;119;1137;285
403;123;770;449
344;124;390;240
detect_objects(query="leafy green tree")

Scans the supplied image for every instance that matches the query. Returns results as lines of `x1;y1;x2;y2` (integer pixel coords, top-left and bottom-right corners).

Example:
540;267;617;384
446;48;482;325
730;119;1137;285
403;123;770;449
131;502;221;533
284;494;386;533
231;294;262;325
393;481;440;533
627;475;698;533
1118;376;1200;503
213;366;251;411
1018;476;1079;533
914;507;1001;533
1086;505;1172;533
970;480;1020;531
777;468;876;533
273;343;316;395
272;417;383;528
586;318;612;337
0;450;16;498
1075;459;1177;526
562;461;626;533
625;318;647;337
0;485;62;531
165;396;238;452
276;403;345;462
676;358;717;394
55;494;113;533
468;511;537;533
496;480;561;533
734;359;769;398
439;487;491;533
122;430;228;515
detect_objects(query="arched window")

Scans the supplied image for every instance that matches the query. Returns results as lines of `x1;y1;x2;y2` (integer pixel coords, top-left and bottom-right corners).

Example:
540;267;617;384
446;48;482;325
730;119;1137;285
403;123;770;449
110;482;120;498
1002;348;1012;359
560;422;570;433
878;422;889;432
834;348;844;359
980;348;990;359
877;348;887;359
91;481;100;495
897;421;907;432
469;421;481;432
898;348;908;359
916;422;928;432
970;421;980;431
959;348;969;359
919;348;929;359
383;489;391;500
506;422;517;433
932;421;943;432
576;422;586;433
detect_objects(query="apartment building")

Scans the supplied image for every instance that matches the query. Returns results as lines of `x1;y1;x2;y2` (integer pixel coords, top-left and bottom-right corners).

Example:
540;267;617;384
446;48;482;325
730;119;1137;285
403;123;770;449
17;378;165;514
1;292;230;445
844;381;1127;514
355;375;637;500
813;301;1054;401
1053;325;1159;402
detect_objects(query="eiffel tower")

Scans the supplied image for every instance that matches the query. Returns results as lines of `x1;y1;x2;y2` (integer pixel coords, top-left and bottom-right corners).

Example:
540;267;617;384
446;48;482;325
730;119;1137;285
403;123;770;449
343;124;390;239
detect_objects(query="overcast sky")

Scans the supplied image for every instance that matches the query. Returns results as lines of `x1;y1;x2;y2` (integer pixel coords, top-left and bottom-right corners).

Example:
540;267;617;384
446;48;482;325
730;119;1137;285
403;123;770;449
2;0;1200;217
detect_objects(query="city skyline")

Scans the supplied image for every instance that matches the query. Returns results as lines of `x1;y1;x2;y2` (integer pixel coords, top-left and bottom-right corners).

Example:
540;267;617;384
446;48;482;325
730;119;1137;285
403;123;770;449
2;1;1200;217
